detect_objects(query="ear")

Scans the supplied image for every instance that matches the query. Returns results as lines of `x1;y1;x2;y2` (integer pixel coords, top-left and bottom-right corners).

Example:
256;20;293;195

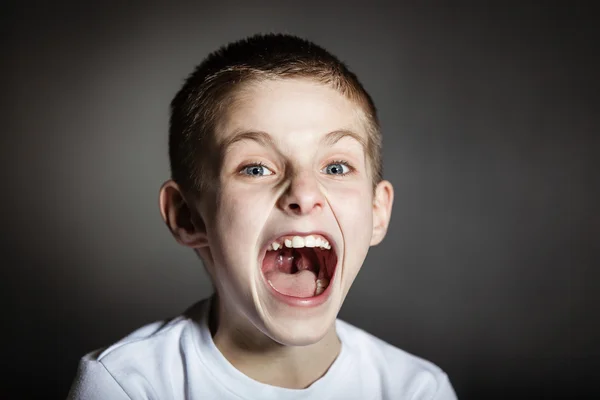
159;180;209;249
370;180;394;246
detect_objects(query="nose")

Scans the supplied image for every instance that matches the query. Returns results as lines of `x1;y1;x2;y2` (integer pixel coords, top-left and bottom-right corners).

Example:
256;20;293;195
278;172;325;216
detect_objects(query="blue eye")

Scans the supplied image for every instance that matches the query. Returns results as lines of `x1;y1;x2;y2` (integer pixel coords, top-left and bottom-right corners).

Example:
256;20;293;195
323;162;350;175
241;164;274;177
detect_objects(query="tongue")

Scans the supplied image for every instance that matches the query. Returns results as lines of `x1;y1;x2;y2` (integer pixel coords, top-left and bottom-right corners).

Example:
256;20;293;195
266;269;317;298
262;248;318;298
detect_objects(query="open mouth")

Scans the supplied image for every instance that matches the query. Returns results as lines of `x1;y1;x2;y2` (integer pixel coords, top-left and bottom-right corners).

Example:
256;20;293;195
261;234;338;298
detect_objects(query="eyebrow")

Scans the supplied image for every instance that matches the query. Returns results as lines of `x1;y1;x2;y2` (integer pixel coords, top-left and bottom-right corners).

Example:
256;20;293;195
221;128;366;152
221;130;276;153
322;129;367;150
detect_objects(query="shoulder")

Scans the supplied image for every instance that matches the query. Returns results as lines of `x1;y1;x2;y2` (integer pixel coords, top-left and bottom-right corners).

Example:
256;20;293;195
67;349;131;400
94;308;193;372
336;319;458;399
68;300;206;399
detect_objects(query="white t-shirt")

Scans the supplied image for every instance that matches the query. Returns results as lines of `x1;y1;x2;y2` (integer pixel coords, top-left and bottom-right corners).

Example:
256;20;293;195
68;297;458;399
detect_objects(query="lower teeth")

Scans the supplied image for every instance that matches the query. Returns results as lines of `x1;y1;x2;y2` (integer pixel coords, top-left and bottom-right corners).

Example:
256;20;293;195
314;278;329;296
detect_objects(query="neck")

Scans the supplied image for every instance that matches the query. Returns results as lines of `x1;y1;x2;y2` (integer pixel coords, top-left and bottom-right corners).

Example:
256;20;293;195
209;295;341;389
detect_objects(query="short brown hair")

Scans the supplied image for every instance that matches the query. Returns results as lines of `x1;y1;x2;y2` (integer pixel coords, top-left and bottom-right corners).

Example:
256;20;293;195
169;33;382;194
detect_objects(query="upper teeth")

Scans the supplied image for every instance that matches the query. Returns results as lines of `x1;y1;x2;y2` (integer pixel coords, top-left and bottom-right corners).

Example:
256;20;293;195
270;235;331;251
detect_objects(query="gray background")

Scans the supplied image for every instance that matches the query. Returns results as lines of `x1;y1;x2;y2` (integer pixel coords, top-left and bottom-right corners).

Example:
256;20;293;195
1;2;597;399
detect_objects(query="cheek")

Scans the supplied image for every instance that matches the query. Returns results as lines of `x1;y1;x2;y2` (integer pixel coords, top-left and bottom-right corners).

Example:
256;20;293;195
327;185;374;245
218;183;266;226
211;183;272;262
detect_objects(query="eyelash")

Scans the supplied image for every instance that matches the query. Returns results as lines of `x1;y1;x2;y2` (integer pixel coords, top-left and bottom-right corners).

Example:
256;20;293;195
238;160;355;177
325;160;354;176
239;162;273;177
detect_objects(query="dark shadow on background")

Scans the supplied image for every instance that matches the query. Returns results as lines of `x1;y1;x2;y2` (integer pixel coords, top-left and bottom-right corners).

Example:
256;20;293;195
1;2;597;399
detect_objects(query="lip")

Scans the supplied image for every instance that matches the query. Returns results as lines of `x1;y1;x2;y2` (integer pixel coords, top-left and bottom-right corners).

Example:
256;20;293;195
258;230;338;307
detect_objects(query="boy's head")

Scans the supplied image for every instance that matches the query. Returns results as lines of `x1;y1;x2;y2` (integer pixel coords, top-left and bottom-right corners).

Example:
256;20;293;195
160;33;393;346
169;33;383;194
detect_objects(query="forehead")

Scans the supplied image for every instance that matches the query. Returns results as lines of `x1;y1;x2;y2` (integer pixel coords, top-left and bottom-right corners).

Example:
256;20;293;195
216;78;368;145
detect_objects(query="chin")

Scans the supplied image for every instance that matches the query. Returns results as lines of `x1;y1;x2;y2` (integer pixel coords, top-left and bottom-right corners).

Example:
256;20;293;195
257;302;340;346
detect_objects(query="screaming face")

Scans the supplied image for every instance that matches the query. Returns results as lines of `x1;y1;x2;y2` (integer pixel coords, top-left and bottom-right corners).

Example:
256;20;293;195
171;78;393;347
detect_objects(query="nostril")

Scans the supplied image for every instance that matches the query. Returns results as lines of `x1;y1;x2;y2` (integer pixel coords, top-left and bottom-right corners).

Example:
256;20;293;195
289;203;300;211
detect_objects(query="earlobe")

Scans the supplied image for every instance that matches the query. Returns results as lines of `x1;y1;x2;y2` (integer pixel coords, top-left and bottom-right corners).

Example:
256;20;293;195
370;180;394;246
159;180;209;248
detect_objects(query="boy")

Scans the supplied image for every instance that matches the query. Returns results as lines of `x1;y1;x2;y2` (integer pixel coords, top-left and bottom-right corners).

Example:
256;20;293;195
68;33;458;399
